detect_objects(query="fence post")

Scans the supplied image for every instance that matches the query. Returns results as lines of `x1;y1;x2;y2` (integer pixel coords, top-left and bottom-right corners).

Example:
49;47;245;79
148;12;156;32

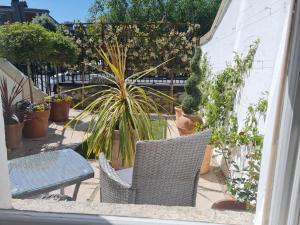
170;74;174;114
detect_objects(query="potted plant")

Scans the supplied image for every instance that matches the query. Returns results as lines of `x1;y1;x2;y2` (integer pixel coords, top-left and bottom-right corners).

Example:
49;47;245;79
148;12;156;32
17;100;50;139
0;23;51;103
0;77;25;149
174;47;211;174
46;32;78;122
45;95;72;122
66;41;172;169
175;47;204;135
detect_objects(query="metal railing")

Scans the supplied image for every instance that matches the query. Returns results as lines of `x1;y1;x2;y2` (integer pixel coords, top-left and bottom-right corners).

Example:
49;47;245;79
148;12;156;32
31;72;187;96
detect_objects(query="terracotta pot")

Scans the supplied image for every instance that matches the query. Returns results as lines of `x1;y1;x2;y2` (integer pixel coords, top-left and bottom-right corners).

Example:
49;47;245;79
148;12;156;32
175;106;203;135
200;145;213;175
5;122;24;149
175;107;211;173
112;130;136;170
23;110;50;139
50;101;71;122
211;199;247;211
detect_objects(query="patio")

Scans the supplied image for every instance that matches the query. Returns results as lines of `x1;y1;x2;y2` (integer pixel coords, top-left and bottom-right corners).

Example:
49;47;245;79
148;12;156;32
8;109;230;211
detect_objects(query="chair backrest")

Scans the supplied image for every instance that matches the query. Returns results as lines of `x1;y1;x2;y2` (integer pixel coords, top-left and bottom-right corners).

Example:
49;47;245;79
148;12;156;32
131;129;211;206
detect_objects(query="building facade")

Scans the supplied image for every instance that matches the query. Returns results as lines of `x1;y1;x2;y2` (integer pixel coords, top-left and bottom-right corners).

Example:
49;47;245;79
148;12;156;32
0;0;55;24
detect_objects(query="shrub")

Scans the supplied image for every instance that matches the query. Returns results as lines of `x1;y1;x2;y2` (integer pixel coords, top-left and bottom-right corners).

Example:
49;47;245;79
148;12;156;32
181;47;203;114
32;14;58;32
0;23;50;64
47;32;78;66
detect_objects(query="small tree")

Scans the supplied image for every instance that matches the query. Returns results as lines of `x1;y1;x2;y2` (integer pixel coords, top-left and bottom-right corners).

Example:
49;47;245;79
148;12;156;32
47;32;78;94
32;14;58;32
181;47;203;114
0;23;51;102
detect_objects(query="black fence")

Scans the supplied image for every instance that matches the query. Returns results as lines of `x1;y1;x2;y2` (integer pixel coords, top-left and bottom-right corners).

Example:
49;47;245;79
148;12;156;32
17;64;187;96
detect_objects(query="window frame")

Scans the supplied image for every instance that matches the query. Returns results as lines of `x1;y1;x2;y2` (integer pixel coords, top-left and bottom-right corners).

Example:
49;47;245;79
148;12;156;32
1;1;300;225
0;209;226;225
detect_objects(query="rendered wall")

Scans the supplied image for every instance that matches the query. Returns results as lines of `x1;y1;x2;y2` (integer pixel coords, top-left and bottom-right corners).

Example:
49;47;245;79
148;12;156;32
0;58;47;103
0;93;12;209
201;0;291;132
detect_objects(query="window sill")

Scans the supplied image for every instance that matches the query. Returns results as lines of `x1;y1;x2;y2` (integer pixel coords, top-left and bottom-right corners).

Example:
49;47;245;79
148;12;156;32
11;199;254;225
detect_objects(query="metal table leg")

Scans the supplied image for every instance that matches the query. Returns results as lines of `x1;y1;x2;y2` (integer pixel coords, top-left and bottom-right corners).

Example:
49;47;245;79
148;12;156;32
72;182;81;201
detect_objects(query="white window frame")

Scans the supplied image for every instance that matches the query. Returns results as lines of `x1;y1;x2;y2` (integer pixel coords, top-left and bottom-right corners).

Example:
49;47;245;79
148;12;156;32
1;0;300;224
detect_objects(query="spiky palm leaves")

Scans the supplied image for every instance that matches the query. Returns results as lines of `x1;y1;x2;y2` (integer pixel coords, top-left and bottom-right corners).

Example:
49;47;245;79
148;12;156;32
0;77;25;125
67;42;173;166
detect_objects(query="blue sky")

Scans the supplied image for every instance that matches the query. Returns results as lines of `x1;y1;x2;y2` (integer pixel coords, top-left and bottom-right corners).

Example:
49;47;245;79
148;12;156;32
1;0;94;23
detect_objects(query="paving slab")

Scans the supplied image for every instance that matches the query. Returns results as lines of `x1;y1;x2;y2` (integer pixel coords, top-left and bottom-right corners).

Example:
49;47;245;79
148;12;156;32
8;109;229;211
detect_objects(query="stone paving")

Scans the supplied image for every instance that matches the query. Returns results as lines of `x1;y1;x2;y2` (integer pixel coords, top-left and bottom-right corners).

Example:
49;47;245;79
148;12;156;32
8;109;230;210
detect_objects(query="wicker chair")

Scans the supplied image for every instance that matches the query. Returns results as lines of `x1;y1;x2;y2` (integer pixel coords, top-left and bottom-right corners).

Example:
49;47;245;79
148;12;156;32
99;129;211;207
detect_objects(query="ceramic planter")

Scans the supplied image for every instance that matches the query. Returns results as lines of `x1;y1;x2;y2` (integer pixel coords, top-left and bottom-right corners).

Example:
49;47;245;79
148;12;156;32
50;101;71;122
211;199;247;211
200;145;213;175
112;130;136;170
23;110;50;139
175;106;211;174
5;122;24;149
175;107;199;135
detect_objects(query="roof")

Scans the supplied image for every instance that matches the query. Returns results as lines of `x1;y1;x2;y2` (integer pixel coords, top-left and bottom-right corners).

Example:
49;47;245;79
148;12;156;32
24;8;50;13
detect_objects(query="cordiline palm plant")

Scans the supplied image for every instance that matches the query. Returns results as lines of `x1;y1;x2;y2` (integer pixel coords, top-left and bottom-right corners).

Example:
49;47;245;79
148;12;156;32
67;42;173;166
0;77;25;125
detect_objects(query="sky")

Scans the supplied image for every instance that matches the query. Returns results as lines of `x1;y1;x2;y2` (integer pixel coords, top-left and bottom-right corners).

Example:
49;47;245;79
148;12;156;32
1;0;94;23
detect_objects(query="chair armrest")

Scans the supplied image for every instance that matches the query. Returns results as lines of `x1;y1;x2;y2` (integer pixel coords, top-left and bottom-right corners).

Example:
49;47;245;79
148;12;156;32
99;153;134;203
99;154;131;188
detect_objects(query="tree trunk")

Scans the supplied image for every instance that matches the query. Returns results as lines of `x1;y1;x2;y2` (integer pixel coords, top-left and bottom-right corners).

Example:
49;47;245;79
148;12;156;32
27;62;34;103
55;65;60;95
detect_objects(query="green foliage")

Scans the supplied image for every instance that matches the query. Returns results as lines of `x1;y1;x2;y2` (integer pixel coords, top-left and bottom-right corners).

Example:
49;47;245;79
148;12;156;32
16;100;50;113
0;23;51;64
195;40;266;207
88;0;221;35
59;22;201;77
226;97;268;208
182;47;203;114
45;95;72;103
47;32;79;65
32;14;58;32
201;40;260;146
66;42;173;165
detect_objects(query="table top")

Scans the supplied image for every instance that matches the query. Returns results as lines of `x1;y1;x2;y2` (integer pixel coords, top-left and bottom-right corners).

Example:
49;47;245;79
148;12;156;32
8;149;94;198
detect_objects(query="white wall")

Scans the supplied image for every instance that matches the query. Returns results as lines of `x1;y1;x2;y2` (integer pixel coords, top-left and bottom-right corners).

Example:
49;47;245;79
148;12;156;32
0;58;47;103
201;0;291;132
0;95;12;209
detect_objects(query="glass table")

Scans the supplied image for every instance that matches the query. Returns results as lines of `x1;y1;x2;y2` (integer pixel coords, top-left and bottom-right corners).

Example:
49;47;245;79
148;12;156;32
8;149;94;200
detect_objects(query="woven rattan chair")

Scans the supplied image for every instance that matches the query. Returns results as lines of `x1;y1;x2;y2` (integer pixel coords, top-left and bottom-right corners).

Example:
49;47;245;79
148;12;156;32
99;129;211;207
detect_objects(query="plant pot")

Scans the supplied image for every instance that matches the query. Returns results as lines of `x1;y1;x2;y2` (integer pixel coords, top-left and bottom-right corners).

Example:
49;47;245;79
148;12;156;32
174;106;203;135
23;110;50;139
175;107;211;173
200;145;213;175
5;122;24;149
50;101;71;122
211;199;247;211
112;130;136;170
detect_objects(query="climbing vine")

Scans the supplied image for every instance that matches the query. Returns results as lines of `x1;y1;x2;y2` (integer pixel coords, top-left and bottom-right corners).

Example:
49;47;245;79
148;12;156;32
201;39;260;147
227;97;268;208
196;39;268;208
